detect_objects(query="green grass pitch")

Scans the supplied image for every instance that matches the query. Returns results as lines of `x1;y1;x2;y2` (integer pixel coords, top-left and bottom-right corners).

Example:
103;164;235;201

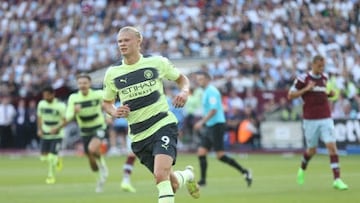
0;153;359;203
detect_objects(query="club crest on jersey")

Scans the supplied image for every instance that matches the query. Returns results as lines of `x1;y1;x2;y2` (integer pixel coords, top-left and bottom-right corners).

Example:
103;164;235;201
144;70;153;79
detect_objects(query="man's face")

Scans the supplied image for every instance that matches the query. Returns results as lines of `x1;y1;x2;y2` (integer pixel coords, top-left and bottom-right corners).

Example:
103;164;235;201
77;77;91;93
43;91;54;103
117;31;140;57
196;74;208;88
313;59;325;74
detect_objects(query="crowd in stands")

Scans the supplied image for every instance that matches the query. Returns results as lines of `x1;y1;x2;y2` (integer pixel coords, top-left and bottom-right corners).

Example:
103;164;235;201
1;0;360;149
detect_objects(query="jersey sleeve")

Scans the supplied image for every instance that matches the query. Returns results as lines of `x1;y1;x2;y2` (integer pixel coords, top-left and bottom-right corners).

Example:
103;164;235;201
59;102;66;119
95;89;104;101
159;56;180;81
65;95;75;121
36;101;43;117
289;74;306;92
103;67;117;101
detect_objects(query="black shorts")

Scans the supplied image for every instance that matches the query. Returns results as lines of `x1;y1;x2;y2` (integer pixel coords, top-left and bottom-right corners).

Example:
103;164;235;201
200;123;226;151
81;129;106;154
131;123;178;173
40;138;63;154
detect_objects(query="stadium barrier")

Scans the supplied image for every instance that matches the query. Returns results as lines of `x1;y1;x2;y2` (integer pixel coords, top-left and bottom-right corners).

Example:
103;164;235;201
319;119;360;154
260;121;304;150
261;120;360;154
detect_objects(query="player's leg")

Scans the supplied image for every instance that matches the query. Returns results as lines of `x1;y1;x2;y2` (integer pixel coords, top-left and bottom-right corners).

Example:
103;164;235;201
157;123;200;199
297;119;319;185
82;134;105;192
212;124;252;187
171;165;200;199
155;123;198;202
197;146;208;186
197;127;210;186
46;139;62;184
320;119;348;190
88;132;108;192
153;124;180;203
121;136;136;192
154;154;175;203
82;135;98;172
40;139;54;184
39;139;48;162
107;126;120;156
56;137;65;171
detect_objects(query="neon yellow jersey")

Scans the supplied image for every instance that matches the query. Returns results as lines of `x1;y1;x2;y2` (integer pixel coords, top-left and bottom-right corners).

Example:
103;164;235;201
103;55;180;142
66;89;106;135
37;99;66;139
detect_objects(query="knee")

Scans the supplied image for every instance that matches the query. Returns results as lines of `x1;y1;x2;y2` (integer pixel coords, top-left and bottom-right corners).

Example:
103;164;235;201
307;148;317;156
197;147;207;156
327;147;337;155
88;147;97;155
153;169;170;184
216;151;225;160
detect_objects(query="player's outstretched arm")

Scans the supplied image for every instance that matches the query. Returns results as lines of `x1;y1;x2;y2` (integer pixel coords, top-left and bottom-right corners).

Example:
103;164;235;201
103;100;130;118
173;73;190;108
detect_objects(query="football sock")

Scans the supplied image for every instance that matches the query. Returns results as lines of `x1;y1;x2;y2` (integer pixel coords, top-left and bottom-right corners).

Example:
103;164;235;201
301;152;312;170
157;180;174;203
199;156;207;181
99;155;106;166
47;153;57;178
173;168;194;189
330;154;340;179
123;155;135;183
219;155;247;174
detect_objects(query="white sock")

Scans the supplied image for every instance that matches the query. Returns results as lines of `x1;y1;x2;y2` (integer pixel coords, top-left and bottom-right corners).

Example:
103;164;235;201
173;169;194;188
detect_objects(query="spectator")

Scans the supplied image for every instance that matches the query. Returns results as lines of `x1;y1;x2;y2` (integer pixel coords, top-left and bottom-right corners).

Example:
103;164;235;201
14;99;28;149
0;96;16;149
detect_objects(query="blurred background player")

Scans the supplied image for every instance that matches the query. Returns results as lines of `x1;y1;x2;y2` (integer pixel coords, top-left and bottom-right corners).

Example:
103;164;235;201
107;100;128;156
288;55;348;190
165;86;186;150
194;71;252;187
107;100;136;193
65;74;108;193
37;86;66;184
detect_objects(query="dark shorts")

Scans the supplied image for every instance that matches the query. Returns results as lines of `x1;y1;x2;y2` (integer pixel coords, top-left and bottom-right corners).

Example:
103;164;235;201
81;129;106;154
40;138;63;154
131;123;178;173
200;123;226;151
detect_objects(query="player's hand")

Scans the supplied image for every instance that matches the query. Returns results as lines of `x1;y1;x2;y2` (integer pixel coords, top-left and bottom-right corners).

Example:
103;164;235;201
113;104;130;118
172;90;188;108
37;129;43;138
194;120;204;131
328;90;335;97
75;104;81;113
50;127;59;134
305;81;316;91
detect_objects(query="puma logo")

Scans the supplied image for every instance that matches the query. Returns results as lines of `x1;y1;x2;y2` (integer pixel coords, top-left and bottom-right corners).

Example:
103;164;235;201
119;78;127;83
161;144;169;150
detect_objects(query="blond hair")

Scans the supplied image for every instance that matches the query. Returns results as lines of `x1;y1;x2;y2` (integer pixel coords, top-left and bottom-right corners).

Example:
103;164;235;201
118;26;143;42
